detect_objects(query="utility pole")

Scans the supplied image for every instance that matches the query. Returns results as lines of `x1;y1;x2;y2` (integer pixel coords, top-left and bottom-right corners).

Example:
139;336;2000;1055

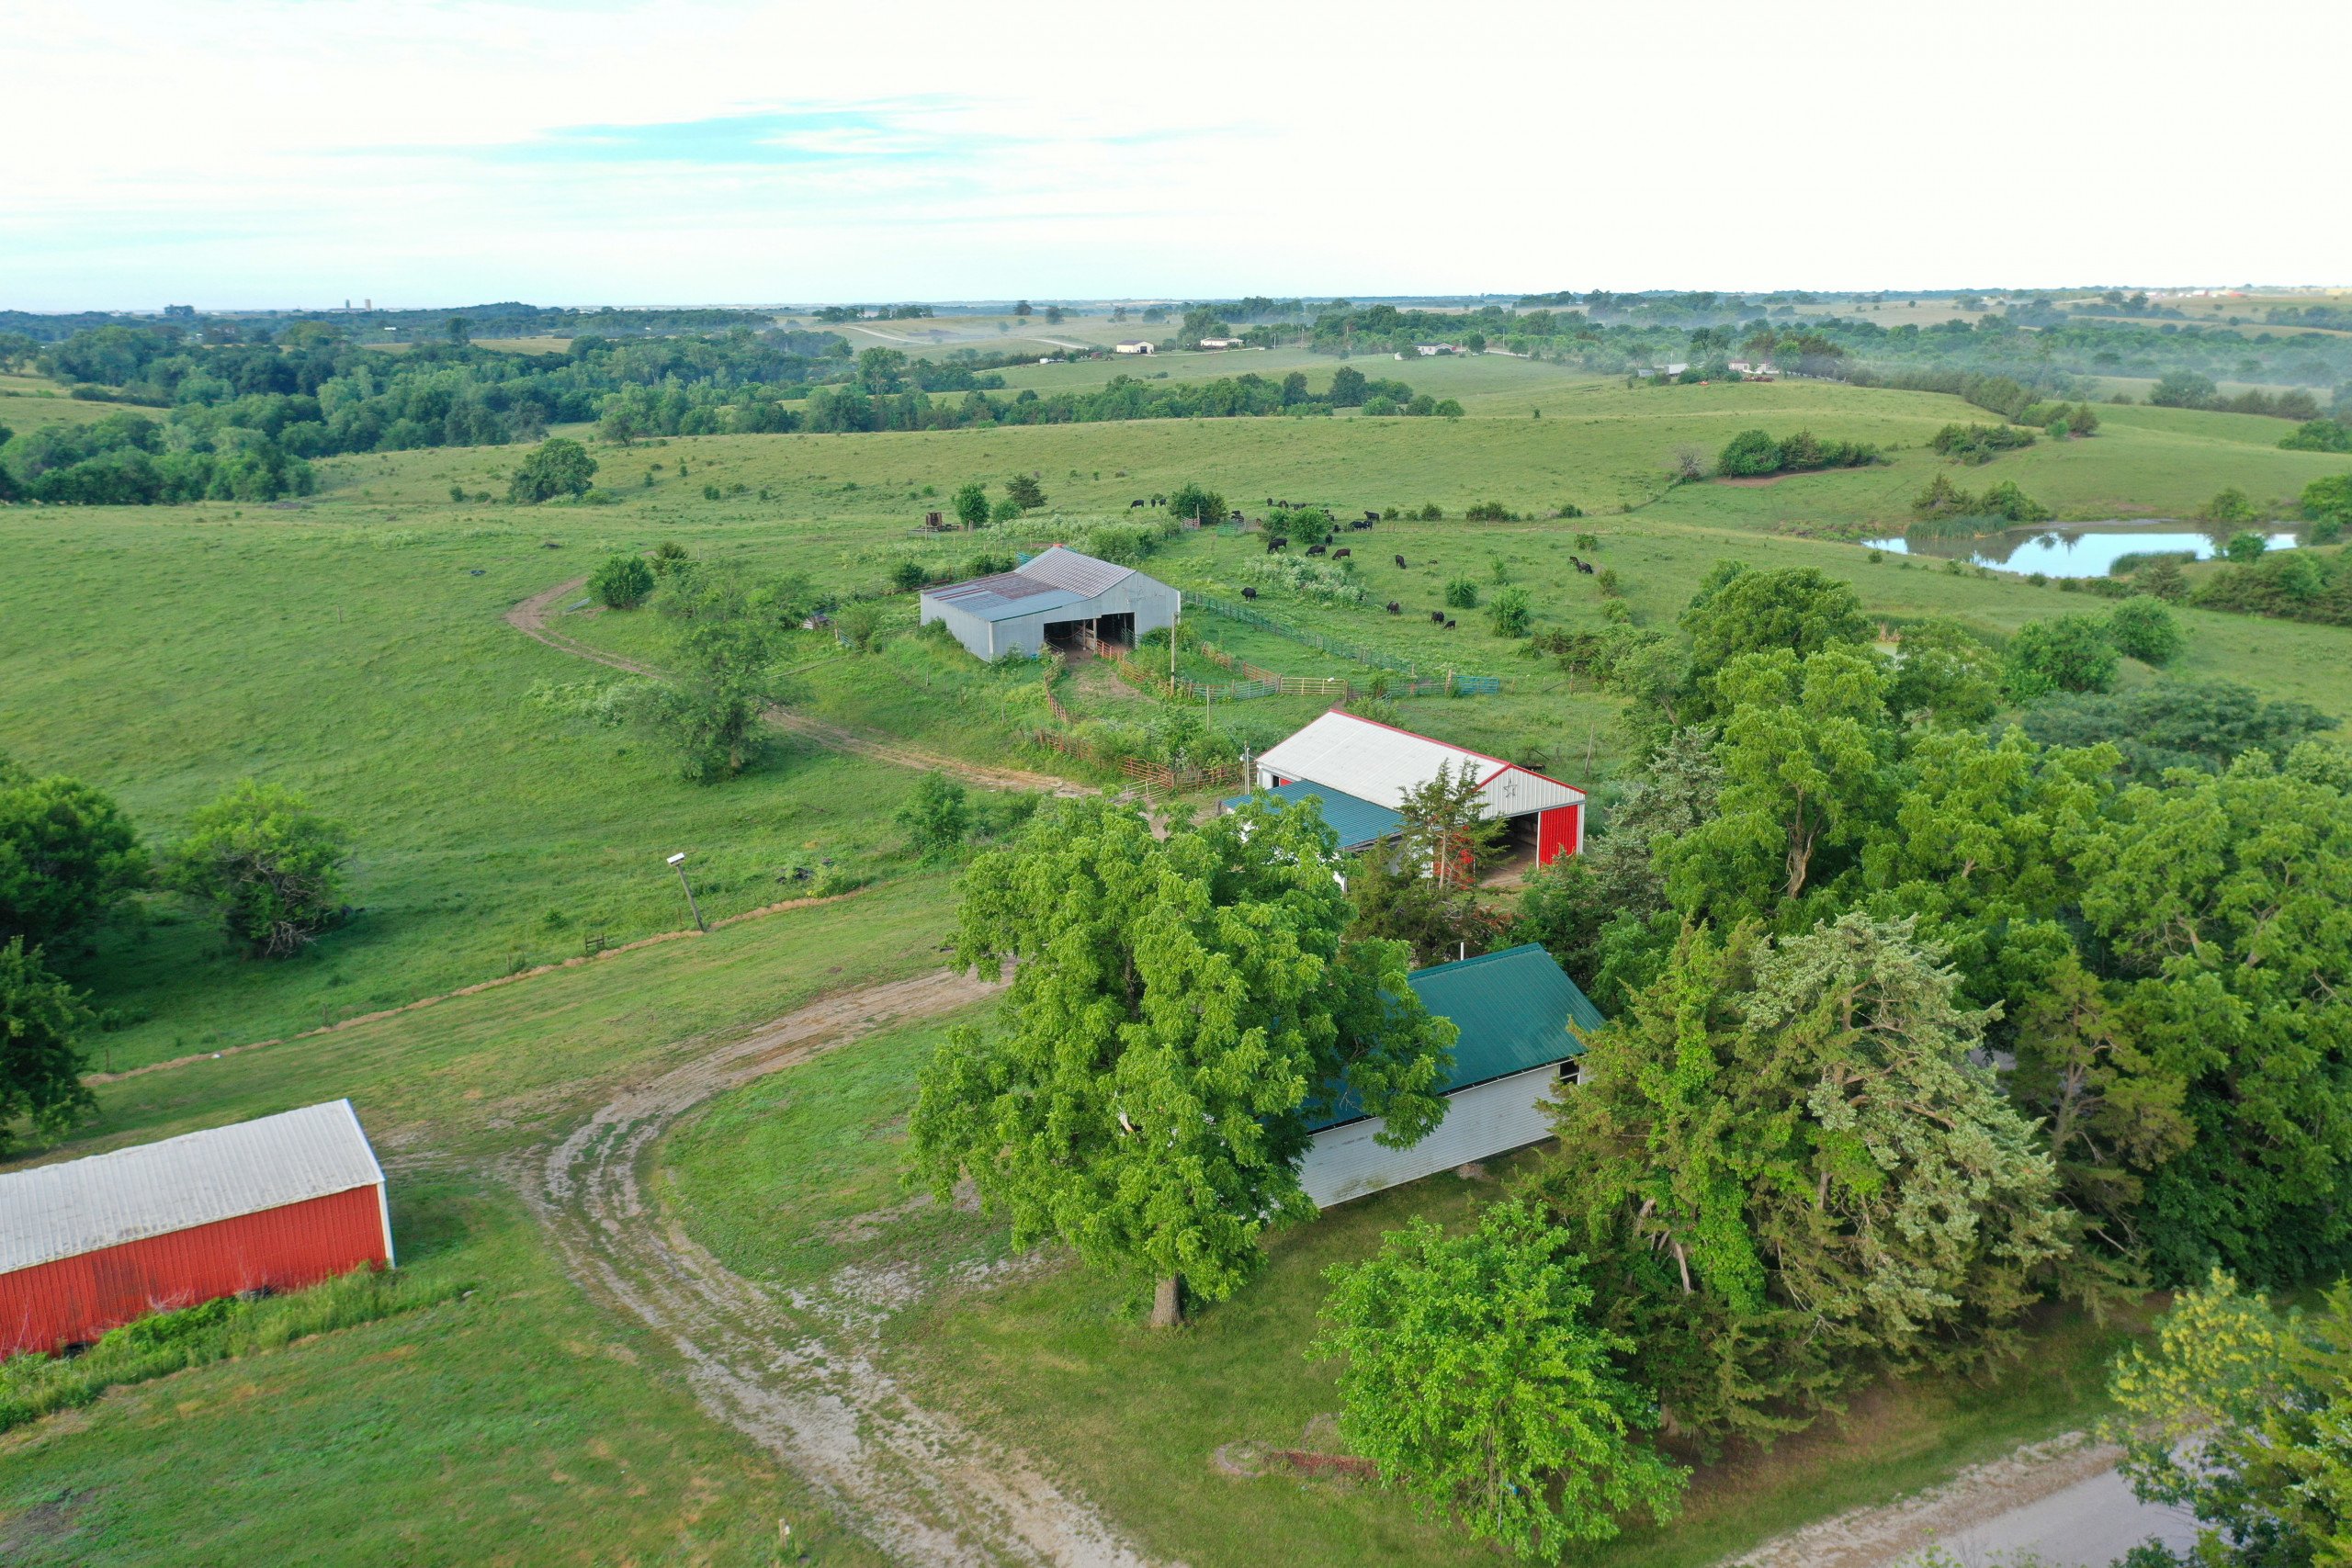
667;852;707;931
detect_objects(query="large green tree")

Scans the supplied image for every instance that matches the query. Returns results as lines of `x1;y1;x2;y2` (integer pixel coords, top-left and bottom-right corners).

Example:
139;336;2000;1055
1664;646;1894;921
1677;564;1873;720
2106;1271;2352;1566
2078;754;2352;1286
164;782;350;956
507;436;598;502
909;795;1455;1325
0;938;95;1156
1538;915;2073;1444
0;761;147;948
1316;1201;1687;1561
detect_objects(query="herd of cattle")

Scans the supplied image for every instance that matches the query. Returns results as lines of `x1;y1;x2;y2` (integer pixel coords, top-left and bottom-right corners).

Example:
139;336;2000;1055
1113;495;1600;631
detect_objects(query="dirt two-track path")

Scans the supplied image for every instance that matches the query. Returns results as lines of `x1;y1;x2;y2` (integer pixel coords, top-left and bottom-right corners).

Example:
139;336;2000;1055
506;578;1087;795
522;967;1156;1566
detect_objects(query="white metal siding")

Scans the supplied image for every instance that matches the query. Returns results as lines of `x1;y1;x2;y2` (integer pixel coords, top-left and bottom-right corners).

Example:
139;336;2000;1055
0;1100;389;1273
1258;713;1583;818
1300;1066;1564;1208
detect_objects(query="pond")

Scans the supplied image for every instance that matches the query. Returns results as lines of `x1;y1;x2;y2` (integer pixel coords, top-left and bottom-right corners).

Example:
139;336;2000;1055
1860;522;2302;578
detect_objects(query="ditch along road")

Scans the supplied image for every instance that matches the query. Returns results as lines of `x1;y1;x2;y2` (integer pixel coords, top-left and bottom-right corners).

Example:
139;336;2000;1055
522;966;1157;1568
506;577;1087;795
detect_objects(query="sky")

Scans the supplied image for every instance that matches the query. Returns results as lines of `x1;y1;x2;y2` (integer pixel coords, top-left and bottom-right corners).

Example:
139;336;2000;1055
7;0;2350;312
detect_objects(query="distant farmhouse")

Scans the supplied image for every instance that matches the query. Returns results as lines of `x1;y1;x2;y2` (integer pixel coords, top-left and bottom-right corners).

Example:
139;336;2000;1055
1247;709;1587;865
919;547;1179;661
1114;340;1155;355
1301;944;1602;1207
1197;336;1246;350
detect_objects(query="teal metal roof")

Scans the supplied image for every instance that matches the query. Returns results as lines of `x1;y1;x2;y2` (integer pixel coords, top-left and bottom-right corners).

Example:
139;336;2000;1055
1306;944;1606;1133
1221;782;1403;852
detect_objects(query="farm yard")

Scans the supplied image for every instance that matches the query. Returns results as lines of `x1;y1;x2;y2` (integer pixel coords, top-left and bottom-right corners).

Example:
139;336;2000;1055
6;323;2352;1568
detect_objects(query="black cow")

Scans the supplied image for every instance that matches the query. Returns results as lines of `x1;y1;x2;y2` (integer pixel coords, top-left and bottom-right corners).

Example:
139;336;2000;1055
1332;547;1351;558
1306;544;1327;556
1567;554;1582;569
1385;601;1401;615
1577;559;1596;575
1130;499;1146;508
1267;538;1288;553
1241;586;1258;599
1229;510;1244;523
1395;554;1408;569
1443;619;1457;631
1363;511;1379;524
1430;610;1445;624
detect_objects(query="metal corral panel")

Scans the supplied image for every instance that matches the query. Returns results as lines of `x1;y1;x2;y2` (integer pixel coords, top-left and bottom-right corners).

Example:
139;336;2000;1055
0;1100;386;1274
0;1186;390;1356
1257;712;1585;818
1302;1066;1565;1208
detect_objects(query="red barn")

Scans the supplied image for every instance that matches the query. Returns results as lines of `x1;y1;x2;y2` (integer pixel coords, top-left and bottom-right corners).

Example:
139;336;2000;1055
1253;710;1587;866
0;1100;391;1359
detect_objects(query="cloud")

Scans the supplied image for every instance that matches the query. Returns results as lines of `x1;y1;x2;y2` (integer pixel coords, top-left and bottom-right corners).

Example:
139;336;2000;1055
469;101;987;167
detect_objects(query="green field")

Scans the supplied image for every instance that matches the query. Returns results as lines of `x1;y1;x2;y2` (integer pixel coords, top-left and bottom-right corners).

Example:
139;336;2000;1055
4;362;2349;1565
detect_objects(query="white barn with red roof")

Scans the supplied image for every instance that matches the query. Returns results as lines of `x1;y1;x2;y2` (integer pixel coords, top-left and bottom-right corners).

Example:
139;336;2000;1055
1254;710;1586;864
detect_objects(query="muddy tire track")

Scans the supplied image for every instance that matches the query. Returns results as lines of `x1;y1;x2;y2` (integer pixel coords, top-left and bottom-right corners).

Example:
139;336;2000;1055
521;968;1154;1566
507;578;1086;795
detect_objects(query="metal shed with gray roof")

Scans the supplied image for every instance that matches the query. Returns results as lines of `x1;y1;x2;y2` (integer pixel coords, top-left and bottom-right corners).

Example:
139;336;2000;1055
919;546;1181;661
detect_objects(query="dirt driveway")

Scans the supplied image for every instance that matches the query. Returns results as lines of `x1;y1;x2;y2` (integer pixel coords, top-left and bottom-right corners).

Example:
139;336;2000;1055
506;578;1087;795
521;967;1156;1566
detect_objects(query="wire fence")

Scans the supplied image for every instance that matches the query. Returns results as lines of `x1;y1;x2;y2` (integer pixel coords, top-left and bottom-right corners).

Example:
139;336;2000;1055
1185;593;1500;692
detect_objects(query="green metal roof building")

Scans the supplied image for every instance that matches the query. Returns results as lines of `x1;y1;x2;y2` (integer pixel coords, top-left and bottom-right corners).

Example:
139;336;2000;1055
1302;943;1606;1206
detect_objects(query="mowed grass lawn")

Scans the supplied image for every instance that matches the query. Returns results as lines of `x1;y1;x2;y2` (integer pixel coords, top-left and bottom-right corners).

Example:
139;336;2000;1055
661;998;2143;1568
0;879;966;1567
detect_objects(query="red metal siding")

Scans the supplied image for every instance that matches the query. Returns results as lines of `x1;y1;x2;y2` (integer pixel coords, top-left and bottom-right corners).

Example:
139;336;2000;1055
1537;804;1581;864
0;1185;387;1358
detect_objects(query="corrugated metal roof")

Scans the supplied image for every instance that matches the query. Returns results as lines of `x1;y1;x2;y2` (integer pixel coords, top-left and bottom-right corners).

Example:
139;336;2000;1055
1258;712;1583;816
919;547;1139;623
1307;944;1604;1131
0;1100;386;1275
1220;781;1403;851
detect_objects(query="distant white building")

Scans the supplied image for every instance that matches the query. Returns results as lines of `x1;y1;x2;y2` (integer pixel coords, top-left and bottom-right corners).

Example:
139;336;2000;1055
1199;337;1246;349
1410;344;1455;356
1114;340;1154;355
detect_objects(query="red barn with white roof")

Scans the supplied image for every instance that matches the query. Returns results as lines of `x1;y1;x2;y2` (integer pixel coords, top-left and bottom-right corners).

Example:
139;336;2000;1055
1254;710;1586;864
0;1100;392;1358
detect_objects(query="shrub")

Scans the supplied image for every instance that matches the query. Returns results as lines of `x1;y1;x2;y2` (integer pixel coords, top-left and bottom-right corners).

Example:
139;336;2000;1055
2104;596;2185;665
1715;429;1782;478
2280;420;2352;454
2006;615;2120;699
0;938;94;1156
1487;586;1533;637
888;559;930;592
650;540;689;574
588;553;655;609
1443;577;1479;609
164;782;351;957
1283;507;1335;547
2201;488;2258;525
1362;395;1398;416
1979;479;2052;523
896;773;971;859
2224;531;2268;562
2299;473;2352;524
952;480;989;528
1596;567;1623;597
1928;423;2038;464
833;601;885;651
989;496;1022;525
1004;473;1046;511
506;437;597;502
701;482;721;501
0;767;146;948
1464;500;1513;522
1417;502;1443;521
1166;481;1226;528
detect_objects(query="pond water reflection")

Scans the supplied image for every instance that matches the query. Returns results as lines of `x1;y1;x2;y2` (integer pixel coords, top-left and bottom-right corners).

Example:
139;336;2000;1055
1861;523;2301;578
